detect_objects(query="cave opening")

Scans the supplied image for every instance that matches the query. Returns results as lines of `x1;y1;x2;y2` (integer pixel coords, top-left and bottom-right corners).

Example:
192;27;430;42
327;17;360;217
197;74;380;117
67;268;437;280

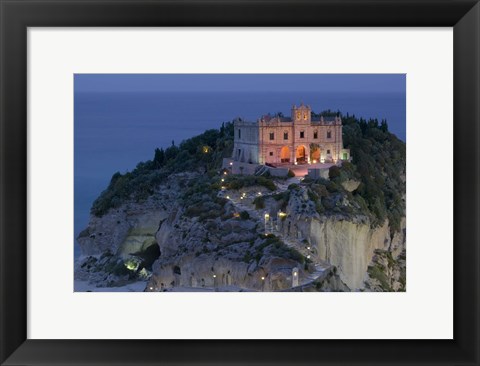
133;243;160;271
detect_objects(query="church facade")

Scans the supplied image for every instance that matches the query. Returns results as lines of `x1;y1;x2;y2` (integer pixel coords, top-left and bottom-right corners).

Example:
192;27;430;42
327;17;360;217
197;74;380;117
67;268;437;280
233;104;350;165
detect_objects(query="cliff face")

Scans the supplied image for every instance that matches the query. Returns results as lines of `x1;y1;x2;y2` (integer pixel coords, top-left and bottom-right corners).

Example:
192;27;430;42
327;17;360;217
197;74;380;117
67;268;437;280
77;202;167;258
273;185;406;290
309;219;389;289
75;173;406;292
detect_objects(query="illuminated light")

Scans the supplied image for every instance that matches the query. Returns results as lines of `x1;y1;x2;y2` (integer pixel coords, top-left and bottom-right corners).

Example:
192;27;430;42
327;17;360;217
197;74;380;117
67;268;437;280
226;196;230;199
307;255;311;259
223;171;227;175
312;159;317;164
229;162;233;166
278;212;287;218
240;197;244;200
221;178;225;182
149;287;153;290
261;276;265;281
202;146;210;153
233;212;240;218
293;272;298;277
307;246;311;250
264;213;270;219
124;260;138;271
221;186;226;190
213;274;216;278
258;192;262;195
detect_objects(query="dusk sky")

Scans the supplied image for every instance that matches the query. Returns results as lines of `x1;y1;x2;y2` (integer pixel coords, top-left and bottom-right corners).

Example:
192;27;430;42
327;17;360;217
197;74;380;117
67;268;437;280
75;74;406;94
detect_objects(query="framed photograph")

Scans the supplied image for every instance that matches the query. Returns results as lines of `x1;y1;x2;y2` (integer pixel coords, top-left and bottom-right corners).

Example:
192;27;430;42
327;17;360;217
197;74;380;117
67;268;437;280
1;0;479;365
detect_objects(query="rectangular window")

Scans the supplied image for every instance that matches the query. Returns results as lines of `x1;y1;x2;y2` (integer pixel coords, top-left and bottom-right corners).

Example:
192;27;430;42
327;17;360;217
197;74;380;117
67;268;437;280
327;149;331;154
343;153;348;160
284;132;288;140
238;149;241;157
300;131;305;138
314;131;318;139
269;152;273;156
269;132;274;140
238;129;241;139
327;131;332;139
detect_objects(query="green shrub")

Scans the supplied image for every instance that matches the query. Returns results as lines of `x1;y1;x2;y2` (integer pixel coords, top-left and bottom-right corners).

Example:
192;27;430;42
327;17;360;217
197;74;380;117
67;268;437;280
225;175;276;191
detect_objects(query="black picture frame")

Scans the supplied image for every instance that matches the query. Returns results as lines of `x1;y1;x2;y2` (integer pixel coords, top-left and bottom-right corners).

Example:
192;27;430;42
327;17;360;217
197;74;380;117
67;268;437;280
1;1;479;365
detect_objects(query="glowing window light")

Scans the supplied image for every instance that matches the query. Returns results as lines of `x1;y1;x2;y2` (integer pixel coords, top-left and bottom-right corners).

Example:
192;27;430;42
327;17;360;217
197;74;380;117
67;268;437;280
293;272;298;277
278;212;287;218
261;276;265;281
202;146;210;153
264;213;270;219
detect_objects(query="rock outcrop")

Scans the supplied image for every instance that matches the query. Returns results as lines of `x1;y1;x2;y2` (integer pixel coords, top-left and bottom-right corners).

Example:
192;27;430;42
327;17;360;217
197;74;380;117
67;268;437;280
76;173;406;292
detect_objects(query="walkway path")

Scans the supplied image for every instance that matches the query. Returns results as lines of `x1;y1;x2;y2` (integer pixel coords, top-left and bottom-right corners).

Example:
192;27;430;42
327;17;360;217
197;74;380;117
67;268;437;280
222;181;332;289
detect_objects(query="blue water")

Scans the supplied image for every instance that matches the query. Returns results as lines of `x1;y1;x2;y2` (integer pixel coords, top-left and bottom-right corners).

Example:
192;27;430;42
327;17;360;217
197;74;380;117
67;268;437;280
74;91;406;257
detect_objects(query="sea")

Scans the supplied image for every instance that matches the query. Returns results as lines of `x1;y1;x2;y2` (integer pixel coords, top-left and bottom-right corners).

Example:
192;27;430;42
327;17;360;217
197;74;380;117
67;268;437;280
74;91;406;258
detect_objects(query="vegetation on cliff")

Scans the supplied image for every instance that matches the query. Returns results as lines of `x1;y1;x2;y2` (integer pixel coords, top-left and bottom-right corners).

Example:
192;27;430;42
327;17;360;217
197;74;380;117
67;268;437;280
91;122;234;216
341;114;405;232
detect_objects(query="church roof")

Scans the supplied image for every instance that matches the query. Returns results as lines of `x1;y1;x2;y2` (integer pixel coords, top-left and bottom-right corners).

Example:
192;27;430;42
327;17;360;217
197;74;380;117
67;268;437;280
312;116;337;123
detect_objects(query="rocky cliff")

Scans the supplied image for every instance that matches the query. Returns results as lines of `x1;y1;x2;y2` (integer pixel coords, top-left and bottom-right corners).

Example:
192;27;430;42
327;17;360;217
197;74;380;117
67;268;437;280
75;172;405;292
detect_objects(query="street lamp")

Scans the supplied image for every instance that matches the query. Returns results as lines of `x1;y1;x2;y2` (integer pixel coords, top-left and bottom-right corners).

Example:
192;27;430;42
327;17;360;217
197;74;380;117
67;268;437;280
264;213;270;234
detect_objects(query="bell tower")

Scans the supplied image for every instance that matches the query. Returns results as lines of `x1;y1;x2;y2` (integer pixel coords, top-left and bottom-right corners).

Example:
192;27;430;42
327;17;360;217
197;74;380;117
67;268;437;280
291;103;311;124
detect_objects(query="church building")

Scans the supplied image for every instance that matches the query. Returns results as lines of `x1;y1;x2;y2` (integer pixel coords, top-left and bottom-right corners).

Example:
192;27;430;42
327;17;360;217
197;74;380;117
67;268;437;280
233;104;350;165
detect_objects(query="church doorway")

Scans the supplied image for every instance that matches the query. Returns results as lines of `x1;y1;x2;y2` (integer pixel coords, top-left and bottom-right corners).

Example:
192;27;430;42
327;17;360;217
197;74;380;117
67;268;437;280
280;146;290;163
311;145;320;163
296;145;306;164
